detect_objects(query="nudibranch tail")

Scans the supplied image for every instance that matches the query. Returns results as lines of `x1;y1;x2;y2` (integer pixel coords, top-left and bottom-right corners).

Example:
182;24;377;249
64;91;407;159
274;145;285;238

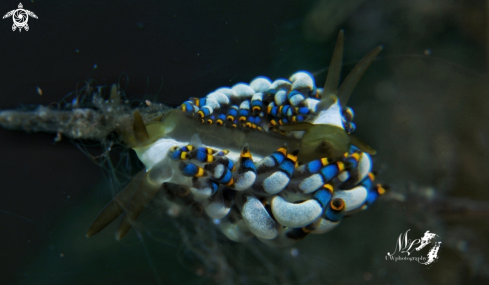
81;30;385;246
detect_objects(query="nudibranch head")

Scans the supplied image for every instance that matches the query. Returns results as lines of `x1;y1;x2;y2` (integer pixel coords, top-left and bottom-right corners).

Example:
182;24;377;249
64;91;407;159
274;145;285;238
87;30;385;246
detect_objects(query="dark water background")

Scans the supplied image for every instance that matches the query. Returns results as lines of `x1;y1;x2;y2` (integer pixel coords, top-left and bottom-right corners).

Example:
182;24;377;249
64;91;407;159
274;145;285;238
0;0;488;284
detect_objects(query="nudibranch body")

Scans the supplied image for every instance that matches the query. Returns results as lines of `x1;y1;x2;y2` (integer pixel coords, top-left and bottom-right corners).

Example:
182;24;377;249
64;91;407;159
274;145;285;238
85;31;386;247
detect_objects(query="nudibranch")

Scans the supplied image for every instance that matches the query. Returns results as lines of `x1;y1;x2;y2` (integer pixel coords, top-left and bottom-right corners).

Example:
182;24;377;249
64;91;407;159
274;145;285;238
0;30;385;247
81;30;386;247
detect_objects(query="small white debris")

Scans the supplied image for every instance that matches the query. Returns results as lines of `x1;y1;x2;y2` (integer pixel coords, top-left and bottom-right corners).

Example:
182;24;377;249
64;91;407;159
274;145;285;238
290;248;299;257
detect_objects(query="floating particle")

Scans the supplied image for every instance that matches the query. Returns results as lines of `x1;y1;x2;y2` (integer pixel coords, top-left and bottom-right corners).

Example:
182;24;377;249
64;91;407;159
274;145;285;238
54;132;62;143
167;204;180;217
290;248;299;257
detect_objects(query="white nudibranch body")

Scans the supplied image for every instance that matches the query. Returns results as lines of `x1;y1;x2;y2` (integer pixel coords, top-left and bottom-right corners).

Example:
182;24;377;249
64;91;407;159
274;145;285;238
85;30;386;246
311;99;344;128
